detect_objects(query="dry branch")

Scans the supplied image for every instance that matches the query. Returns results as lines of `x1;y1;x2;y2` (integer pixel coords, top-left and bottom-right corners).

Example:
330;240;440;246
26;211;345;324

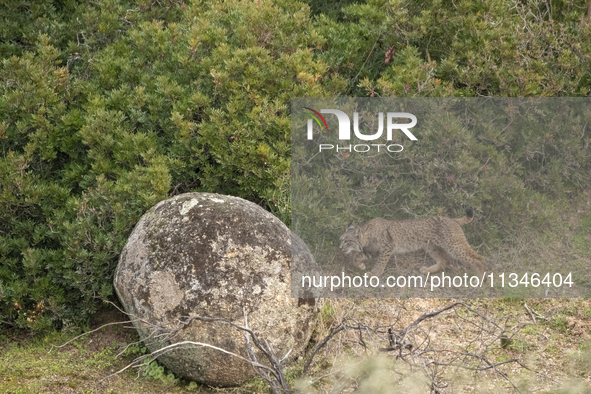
302;301;545;392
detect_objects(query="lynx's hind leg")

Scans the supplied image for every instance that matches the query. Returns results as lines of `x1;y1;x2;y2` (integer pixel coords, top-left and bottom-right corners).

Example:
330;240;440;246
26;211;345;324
443;239;485;278
420;244;450;275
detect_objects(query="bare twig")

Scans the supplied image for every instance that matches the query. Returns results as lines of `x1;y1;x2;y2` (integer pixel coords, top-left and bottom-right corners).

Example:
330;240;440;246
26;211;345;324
53;300;293;393
524;303;536;324
47;319;142;354
303;322;346;375
303;301;544;391
99;340;276;383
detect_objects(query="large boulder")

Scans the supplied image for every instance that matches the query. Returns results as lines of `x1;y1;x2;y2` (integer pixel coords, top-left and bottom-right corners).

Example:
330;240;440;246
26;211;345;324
114;192;321;387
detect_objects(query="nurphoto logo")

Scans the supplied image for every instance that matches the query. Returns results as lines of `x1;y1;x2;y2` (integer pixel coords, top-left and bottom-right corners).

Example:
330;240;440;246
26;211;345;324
304;107;418;153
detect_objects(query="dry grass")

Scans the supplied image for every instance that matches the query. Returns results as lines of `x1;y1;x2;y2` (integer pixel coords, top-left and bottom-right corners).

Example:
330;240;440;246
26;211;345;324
1;298;591;393
300;298;591;393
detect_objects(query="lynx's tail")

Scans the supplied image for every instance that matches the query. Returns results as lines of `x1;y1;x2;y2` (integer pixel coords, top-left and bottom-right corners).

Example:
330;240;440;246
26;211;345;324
455;208;474;225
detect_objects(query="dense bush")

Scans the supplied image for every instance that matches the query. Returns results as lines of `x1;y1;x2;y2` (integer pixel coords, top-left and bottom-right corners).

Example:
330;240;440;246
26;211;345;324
0;0;343;329
1;0;590;329
313;0;591;96
0;0;83;58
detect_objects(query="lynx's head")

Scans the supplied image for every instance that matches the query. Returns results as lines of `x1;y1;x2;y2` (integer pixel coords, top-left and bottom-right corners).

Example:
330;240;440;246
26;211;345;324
339;223;363;254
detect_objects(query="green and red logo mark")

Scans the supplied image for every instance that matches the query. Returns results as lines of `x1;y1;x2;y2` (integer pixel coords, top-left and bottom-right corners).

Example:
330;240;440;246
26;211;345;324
304;107;329;138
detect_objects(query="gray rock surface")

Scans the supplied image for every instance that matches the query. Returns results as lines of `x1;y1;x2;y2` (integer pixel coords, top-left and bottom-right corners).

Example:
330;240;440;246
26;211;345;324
114;193;321;387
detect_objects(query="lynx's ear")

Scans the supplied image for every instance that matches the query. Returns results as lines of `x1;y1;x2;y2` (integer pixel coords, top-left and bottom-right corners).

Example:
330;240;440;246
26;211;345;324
347;222;355;230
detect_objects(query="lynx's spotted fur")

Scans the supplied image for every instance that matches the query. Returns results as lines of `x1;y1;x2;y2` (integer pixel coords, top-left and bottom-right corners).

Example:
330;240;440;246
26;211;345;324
339;208;485;277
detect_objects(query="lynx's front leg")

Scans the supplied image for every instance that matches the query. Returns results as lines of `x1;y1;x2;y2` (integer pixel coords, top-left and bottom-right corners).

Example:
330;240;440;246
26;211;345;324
352;253;367;270
369;248;393;277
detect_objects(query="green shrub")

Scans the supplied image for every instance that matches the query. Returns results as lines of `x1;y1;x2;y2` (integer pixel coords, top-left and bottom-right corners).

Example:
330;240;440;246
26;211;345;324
0;0;343;330
0;0;83;59
1;0;590;330
312;0;591;96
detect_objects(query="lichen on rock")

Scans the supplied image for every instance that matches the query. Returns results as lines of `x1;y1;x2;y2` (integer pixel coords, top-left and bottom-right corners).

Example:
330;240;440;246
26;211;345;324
114;192;321;387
